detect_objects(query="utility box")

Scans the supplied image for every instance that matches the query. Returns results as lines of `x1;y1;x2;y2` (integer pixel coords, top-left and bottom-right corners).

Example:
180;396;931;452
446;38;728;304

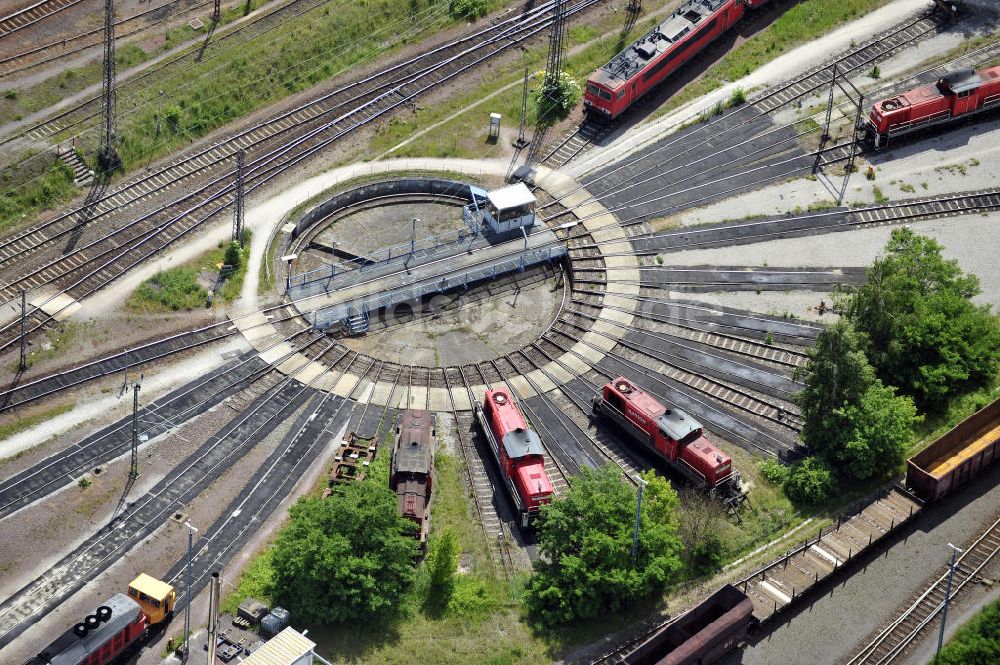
482;182;536;235
489;113;502;140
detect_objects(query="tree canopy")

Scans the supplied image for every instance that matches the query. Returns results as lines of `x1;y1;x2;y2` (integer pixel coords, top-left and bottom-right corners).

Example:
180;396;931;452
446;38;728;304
525;467;683;626
936;595;1000;665
846;227;1000;409
795;319;919;486
270;481;419;624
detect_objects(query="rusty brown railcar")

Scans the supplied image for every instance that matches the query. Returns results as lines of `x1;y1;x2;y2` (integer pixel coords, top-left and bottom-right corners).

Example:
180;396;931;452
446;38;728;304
391;409;435;544
624;585;754;665
907;396;1000;502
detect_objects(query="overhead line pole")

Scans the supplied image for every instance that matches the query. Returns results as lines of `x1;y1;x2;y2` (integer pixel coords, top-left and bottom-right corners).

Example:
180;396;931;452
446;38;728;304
98;0;121;174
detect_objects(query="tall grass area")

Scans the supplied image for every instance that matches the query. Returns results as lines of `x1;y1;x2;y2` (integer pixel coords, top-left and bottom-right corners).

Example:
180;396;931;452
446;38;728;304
0;0;508;234
0;159;76;233
128;268;207;312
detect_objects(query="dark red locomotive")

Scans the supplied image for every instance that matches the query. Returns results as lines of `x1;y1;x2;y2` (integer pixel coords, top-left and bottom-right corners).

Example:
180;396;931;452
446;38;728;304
584;0;771;119
593;377;744;504
475;388;554;528
867;64;1000;148
391;409;435;544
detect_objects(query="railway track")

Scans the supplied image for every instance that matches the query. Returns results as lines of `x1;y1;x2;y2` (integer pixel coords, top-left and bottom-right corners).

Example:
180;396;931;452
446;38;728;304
0;328;328;522
0;0;603;357
846;513;1000;665
627;188;1000;253
541;119;610;169
0;341;346;649
0;0;85;38
442;364;518;577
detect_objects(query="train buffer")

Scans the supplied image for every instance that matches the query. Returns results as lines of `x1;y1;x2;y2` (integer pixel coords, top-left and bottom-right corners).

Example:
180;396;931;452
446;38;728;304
294;221;566;333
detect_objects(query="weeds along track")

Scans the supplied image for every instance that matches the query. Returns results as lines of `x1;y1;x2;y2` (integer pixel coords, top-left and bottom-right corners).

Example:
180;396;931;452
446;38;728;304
0;0;603;355
0;341;349;649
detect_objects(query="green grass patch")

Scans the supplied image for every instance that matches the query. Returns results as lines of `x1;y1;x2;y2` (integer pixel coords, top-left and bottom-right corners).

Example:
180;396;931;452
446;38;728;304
220;545;277;615
0;159;77;233
0;403;74;445
14;321;87;371
128;267;208;312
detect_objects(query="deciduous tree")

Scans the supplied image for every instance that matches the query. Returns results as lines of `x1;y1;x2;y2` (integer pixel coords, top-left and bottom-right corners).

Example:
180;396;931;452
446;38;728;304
847;227;1000;409
525;467;683;626
270;482;419;624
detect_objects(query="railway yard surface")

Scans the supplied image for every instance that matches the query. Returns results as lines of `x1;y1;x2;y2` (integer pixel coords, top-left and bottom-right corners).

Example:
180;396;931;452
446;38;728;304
0;0;999;664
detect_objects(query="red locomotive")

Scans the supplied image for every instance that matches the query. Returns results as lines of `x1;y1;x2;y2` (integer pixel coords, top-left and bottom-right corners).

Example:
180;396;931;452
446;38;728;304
868;65;1000;148
28;574;175;665
593;377;745;506
584;0;771;119
391;409;435;544
475;388;554;528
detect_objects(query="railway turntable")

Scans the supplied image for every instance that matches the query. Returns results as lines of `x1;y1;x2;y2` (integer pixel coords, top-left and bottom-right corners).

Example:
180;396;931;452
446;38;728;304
282;179;566;335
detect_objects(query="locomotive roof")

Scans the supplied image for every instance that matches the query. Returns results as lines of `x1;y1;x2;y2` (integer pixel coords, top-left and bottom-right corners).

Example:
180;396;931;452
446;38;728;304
657;408;703;442
593;0;728;87
39;593;142;665
939;68;982;94
502;428;546;459
395;410;434;474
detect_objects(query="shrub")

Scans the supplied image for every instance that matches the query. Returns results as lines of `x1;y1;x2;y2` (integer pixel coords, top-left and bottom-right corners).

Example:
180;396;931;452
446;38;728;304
534;71;581;126
782;458;834;505
760;459;787;486
78;477;92;489
449;0;488;20
728;87;746;107
525;467;683;626
223;240;243;271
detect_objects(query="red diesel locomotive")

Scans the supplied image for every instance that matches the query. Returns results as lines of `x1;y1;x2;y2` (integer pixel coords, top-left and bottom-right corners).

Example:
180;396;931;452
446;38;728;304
475;388;554;528
584;0;772;119
593;377;745;505
27;574;175;665
868;64;1000;148
391;409;435;544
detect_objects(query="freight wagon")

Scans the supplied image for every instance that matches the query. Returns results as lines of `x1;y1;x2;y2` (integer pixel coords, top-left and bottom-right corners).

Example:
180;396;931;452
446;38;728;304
906;396;1000;501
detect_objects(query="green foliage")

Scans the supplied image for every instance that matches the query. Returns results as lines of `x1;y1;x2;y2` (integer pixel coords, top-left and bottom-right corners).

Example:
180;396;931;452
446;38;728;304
0;404;73;444
534;71;581;126
834;382;919;480
782;457;834;505
220;546;276;614
129;268;207;312
935;595;1000;665
846;227;1000;410
795;320;919;486
525;467;683;626
677;493;726;576
728;87;746;107
0;160;76;232
449;0;488;20
759;459;788;486
427;529;460;590
78;477;92;489
271;483;419;624
223;240;243;271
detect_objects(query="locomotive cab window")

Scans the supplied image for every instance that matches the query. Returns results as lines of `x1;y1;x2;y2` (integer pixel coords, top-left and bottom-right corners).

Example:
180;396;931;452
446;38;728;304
958;90;971;98
616;89;626;100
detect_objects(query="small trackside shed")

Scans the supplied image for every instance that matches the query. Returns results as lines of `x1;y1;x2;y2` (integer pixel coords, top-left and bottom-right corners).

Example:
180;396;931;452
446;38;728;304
623;585;754;665
907;396;1000;502
482;183;536;234
241;627;316;665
